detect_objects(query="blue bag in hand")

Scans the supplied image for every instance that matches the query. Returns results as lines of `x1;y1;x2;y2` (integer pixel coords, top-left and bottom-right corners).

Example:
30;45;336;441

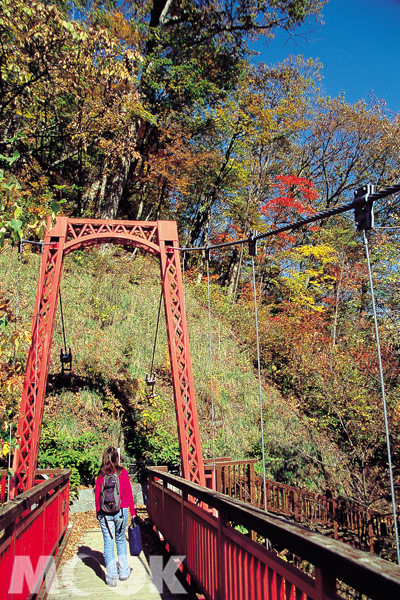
128;519;142;556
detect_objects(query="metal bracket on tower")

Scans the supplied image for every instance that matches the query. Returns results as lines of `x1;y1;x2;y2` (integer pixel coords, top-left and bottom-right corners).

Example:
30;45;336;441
248;230;258;257
205;241;211;262
354;184;375;231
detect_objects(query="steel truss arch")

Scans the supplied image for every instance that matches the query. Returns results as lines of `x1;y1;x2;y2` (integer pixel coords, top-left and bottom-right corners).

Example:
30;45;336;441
10;217;205;497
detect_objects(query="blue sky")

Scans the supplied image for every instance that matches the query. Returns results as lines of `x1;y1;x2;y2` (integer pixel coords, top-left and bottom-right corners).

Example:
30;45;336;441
255;0;400;114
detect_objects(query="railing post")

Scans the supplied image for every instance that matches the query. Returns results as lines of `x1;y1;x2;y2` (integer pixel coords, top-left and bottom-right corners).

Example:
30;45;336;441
294;490;299;522
216;465;222;493
217;508;227;600
367;509;374;554
181;487;188;559
148;471;154;523
333;500;338;541
315;567;336;599
249;462;255;505
247;463;257;541
0;473;6;503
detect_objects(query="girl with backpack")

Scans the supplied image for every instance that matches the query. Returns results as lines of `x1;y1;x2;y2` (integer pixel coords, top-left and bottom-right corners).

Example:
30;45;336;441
95;446;136;587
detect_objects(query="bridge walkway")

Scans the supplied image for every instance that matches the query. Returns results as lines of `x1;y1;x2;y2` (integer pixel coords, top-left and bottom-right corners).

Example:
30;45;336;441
48;526;199;599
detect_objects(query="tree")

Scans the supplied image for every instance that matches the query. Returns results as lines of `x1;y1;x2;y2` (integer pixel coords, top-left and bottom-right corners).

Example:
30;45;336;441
291;96;400;208
0;0;149;220
178;56;321;290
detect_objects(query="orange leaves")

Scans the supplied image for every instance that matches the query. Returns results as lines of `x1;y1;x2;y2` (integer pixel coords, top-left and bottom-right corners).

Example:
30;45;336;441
273;175;319;205
262;175;318;223
259;175;319;250
144;122;219;199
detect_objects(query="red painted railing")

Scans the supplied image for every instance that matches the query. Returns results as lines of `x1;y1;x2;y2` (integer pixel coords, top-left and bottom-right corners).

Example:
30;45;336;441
0;469;71;600
148;468;400;600
0;472;7;504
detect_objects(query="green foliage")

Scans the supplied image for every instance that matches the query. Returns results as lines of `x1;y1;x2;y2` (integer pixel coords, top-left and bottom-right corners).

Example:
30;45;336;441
142;427;180;467
38;421;103;492
90;294;121;328
0;152;24;246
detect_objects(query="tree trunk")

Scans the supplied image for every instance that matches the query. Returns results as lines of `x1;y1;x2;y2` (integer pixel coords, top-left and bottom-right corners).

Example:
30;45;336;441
196;212;210;284
101;155;132;220
331;273;342;347
188;196;211;248
135;183;147;220
226;247;241;297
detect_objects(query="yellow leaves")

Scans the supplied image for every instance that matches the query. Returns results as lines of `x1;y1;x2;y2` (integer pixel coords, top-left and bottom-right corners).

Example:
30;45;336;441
393;401;400;426
4;376;23;393
277;243;340;312
140;395;167;429
296;244;337;264
2;443;9;457
211;59;314;155
108;11;142;50
15;109;36;120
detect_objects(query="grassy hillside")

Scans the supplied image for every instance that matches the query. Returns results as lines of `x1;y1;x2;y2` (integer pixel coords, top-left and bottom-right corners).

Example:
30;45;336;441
1;244;347;493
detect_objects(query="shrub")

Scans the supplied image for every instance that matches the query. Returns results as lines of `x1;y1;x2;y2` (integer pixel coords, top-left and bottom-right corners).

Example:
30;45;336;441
37;421;103;493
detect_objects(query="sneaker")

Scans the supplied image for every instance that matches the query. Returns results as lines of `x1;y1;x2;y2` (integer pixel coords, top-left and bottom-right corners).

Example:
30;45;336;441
107;578;118;587
119;568;132;581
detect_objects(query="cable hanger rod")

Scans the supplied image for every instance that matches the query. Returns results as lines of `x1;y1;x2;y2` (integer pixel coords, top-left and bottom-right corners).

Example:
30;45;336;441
149;289;164;377
58;289;68;354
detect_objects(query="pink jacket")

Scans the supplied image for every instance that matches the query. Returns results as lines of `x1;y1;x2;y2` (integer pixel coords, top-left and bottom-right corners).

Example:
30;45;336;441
95;468;136;516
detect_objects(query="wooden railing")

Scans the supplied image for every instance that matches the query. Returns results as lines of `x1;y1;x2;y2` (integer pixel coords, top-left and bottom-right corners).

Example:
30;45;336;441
0;469;71;600
204;459;396;552
148;467;400;600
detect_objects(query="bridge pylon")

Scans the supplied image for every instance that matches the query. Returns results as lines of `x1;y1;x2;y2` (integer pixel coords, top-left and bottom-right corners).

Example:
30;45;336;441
10;217;205;497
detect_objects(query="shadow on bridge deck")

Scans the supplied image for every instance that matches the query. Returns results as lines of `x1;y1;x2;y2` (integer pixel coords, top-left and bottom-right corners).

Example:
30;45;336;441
48;528;199;599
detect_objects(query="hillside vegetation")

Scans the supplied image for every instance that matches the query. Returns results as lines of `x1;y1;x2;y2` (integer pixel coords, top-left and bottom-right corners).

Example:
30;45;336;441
1;245;342;494
2;0;400;520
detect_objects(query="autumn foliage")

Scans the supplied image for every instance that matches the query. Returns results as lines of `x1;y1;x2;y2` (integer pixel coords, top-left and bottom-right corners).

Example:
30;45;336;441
2;0;400;528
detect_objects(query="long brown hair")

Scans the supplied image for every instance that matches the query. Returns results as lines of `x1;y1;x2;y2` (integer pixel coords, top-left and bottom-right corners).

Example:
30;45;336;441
97;446;123;477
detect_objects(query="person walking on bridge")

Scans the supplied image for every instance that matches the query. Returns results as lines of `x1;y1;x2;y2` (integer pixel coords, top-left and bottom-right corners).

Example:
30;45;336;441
95;446;136;587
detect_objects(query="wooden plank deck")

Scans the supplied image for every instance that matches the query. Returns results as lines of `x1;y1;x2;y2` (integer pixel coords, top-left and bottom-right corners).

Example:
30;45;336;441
48;529;199;599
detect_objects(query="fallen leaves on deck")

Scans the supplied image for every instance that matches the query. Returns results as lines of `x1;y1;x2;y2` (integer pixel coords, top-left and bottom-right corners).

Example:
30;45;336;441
61;506;154;564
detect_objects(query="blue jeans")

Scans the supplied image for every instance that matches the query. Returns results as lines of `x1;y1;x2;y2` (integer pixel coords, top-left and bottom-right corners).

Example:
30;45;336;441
98;508;130;583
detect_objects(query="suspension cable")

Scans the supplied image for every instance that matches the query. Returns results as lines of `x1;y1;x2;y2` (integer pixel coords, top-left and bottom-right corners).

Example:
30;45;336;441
58;289;68;354
13;242;23;369
251;254;268;514
149;289;163;377
363;230;400;565
169;183;400;254
206;246;217;480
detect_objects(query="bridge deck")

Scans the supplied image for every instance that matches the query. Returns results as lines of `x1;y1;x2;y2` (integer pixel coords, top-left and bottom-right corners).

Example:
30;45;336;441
48;527;199;599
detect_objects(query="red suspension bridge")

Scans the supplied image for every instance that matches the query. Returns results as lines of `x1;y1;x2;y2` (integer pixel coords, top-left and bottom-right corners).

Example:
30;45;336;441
1;215;400;600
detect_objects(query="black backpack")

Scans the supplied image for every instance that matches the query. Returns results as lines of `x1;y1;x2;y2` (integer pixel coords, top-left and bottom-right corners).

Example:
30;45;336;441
99;473;121;514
